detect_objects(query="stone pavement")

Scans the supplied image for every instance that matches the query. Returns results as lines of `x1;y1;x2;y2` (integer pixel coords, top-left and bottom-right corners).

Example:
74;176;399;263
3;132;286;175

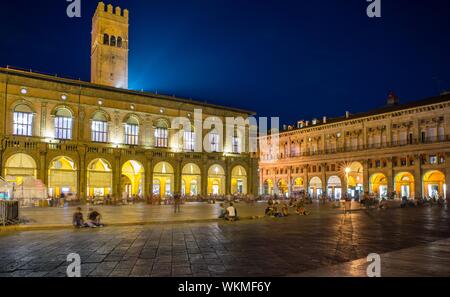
0;206;449;277
295;238;450;277
10;200;374;230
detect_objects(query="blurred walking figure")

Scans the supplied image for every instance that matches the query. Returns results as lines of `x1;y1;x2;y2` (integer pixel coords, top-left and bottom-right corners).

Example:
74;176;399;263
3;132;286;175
344;193;352;214
174;193;182;213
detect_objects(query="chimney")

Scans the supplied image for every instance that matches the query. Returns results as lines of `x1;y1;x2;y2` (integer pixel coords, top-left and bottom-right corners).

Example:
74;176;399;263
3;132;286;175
297;120;304;128
387;91;399;106
305;121;310;127
345;111;350;119
283;124;287;131
323;116;327;123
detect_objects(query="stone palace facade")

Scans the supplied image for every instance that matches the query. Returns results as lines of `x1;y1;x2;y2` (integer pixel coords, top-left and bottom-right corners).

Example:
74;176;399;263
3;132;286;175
259;93;450;200
0;2;258;201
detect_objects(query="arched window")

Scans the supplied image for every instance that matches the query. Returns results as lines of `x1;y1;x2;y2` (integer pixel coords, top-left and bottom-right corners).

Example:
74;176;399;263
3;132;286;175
184;125;195;151
117;37;123;48
232;128;241;154
54;108;73;140
124;116;139;145
209;131;220;152
13;104;33;136
91;112;108;143
103;33;109;45
154;119;169;148
110;35;116;47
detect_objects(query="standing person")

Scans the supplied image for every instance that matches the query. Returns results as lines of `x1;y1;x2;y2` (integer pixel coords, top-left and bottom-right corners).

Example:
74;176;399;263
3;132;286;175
174;193;182;213
344;194;352;214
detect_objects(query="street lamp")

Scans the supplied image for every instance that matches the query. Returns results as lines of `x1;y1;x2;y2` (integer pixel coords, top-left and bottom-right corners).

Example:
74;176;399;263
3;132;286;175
345;167;351;195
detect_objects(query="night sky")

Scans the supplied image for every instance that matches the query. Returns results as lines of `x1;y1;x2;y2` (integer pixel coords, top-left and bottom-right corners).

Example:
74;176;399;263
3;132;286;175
1;0;449;125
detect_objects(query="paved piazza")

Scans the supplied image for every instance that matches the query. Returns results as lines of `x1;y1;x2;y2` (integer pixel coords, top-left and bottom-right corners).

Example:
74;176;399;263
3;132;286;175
1;205;450;277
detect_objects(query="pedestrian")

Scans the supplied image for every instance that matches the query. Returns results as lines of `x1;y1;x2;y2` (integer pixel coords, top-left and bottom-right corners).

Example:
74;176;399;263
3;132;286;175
174;192;182;213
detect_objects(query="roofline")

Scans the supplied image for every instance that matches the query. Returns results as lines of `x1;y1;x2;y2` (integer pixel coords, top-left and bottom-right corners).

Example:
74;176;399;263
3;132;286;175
275;93;450;137
0;67;256;116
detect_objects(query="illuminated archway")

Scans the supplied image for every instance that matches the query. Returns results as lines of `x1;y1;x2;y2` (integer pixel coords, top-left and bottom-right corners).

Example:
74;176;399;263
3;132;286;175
4;153;37;185
182;163;201;196
231;165;247;194
309;176;322;198
153;162;174;196
263;179;274;195
395;172;415;199
423;170;445;199
342;161;364;198
121;160;144;198
292;177;304;193
369;173;388;198
327;175;342;200
207;164;225;195
87;159;112;198
48;156;77;198
278;179;288;196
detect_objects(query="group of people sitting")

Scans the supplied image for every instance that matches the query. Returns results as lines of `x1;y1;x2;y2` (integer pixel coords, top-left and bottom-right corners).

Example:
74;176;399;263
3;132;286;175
401;195;447;208
72;207;103;228
265;197;310;217
218;202;238;221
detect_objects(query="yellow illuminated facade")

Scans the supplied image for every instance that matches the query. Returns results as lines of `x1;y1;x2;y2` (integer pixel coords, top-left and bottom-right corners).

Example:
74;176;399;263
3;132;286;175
0;2;258;200
260;94;450;200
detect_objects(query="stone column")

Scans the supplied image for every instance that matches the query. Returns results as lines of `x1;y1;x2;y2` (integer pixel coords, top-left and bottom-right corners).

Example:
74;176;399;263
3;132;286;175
363;160;370;194
175;159;182;194
201;161;208;196
287;166;292;196
225;159;231;195
113;151;121;200
445;163;450;199
78;148;87;200
39;147;47;184
387;157;394;195
145;157;153;199
321;164;327;195
413;154;422;199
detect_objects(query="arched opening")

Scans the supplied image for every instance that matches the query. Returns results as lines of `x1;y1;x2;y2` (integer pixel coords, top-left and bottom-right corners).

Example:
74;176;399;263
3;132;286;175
153;162;174;197
327;175;342;200
110;35;116;47
277;179;288;197
48;156;77;198
423;170;446;199
103;33;109;45
395;172;415;199
54;107;73;140
292;177;304;193
309;176;322;199
4;153;37;185
13;104;34;136
91;111;109;143
231;165;247;195
124;115;139;145
87;159;112;198
369;173;388;198
263;179;273;195
343;162;364;198
182;163;201;196
117;36;123;48
154;119;169;148
121;160;144;198
207;164;225;195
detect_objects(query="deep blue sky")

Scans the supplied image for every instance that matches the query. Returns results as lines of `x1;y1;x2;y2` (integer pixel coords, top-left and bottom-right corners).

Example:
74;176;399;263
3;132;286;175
1;0;449;124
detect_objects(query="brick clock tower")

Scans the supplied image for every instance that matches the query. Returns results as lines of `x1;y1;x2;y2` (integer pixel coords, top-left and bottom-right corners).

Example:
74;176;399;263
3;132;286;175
91;2;129;89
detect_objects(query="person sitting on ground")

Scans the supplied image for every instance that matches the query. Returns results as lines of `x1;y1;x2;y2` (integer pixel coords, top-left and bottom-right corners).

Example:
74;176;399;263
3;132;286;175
218;203;227;219
379;198;388;210
295;202;310;216
73;207;85;228
86;208;103;227
226;202;237;221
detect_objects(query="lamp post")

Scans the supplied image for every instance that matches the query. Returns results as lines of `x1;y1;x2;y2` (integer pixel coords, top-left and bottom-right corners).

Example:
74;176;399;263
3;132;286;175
345;167;351;197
